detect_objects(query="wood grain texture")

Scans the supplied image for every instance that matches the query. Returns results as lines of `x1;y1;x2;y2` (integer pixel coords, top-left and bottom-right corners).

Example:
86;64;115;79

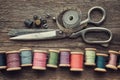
0;0;120;80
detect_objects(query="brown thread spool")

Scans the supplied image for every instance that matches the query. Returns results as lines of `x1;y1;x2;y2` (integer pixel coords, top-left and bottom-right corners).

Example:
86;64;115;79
106;50;119;70
6;51;21;71
70;52;84;71
32;50;47;70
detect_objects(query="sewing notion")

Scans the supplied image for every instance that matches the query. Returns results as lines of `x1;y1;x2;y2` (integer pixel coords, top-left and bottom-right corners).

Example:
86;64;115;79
94;53;108;72
70;52;84;71
106;50;119;70
9;6;113;47
84;48;96;66
32;50;47;70
47;50;59;68
6;51;21;71
0;51;6;69
20;48;33;67
59;49;71;67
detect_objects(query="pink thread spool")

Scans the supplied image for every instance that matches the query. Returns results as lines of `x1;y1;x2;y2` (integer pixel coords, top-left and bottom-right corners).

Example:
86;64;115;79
106;50;119;70
6;51;21;71
32;50;47;70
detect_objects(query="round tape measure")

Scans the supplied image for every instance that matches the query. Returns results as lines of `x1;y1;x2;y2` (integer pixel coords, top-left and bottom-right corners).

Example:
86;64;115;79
62;10;81;28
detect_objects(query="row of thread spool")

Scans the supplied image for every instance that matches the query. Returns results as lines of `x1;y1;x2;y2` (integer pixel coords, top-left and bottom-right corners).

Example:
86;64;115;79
0;48;120;72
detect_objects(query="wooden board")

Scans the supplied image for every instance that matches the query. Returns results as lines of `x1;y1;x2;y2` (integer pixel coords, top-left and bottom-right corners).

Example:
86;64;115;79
0;0;120;80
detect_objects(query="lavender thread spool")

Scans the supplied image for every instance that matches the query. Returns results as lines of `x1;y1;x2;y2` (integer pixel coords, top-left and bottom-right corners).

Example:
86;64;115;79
106;50;119;70
59;49;71;67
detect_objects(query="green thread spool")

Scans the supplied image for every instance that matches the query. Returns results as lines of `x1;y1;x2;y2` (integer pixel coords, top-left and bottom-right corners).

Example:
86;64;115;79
117;51;120;68
47;49;59;68
20;48;33;67
94;53;108;72
85;48;96;66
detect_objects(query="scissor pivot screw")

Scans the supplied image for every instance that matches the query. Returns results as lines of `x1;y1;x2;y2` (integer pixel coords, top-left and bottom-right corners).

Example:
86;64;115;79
59;30;63;34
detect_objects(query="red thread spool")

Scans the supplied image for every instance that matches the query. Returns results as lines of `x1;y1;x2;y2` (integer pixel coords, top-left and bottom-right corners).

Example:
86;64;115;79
70;52;84;71
6;51;21;71
32;50;47;70
106;50;119;70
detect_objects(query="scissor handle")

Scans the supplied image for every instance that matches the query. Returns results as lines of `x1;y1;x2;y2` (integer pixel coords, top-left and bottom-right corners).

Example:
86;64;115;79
87;6;106;25
81;27;112;44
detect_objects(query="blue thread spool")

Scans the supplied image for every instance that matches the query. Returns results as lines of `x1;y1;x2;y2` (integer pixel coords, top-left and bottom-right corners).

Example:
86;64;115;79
0;51;6;69
94;53;108;72
20;48;33;67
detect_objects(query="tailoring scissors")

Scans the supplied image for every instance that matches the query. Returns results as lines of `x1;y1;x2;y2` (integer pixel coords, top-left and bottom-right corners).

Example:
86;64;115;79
10;6;112;47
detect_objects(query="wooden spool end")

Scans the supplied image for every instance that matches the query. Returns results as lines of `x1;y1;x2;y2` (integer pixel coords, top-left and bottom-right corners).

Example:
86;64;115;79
96;53;108;57
49;49;59;53
0;51;6;54
108;50;119;55
106;64;117;70
85;48;96;51
71;52;83;55
20;48;32;51
70;68;84;71
7;67;21;71
47;64;58;68
6;51;20;54
84;63;96;66
59;49;71;52
117;65;120;69
21;64;32;67
32;66;46;70
0;66;6;69
59;64;70;67
94;68;107;72
34;50;47;53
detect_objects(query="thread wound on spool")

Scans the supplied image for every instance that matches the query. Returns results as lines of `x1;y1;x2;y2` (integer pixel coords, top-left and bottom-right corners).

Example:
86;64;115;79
32;50;47;70
47;49;59;68
85;48;96;66
6;51;21;71
0;51;6;69
70;52;84;71
59;49;71;67
94;53;108;72
117;51;120;68
106;50;119;70
20;48;33;67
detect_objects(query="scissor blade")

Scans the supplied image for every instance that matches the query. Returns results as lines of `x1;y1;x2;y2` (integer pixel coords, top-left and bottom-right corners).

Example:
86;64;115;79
10;30;66;40
8;29;56;37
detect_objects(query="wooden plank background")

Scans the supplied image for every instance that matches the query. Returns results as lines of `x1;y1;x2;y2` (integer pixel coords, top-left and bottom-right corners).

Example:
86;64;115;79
0;0;120;80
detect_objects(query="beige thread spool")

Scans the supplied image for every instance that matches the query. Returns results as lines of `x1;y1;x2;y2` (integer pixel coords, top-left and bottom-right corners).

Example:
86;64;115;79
85;48;96;66
106;50;119;70
117;51;120;68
